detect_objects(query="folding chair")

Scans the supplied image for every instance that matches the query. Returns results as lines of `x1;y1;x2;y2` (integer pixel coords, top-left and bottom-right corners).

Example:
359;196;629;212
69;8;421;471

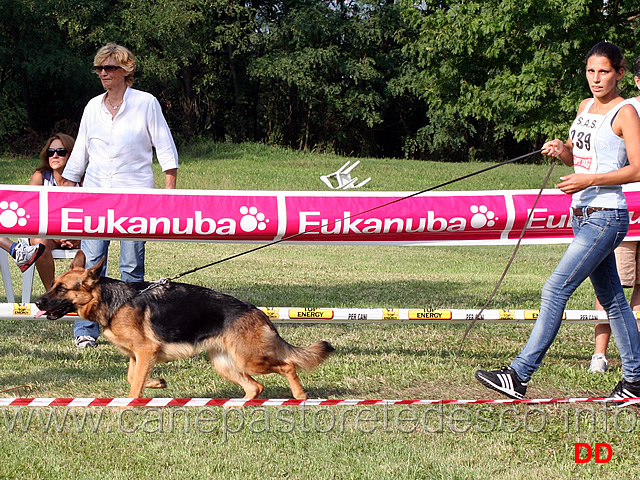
320;161;371;189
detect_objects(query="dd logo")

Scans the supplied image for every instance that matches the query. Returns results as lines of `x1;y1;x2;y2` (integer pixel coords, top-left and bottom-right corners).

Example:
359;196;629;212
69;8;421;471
574;443;613;464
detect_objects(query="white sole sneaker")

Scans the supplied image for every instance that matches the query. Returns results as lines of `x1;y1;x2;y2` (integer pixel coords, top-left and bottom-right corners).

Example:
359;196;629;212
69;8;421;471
589;353;608;373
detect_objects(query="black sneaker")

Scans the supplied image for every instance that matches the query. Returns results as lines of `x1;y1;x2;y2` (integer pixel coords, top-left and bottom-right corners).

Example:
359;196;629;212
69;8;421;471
475;366;528;399
607;379;640;407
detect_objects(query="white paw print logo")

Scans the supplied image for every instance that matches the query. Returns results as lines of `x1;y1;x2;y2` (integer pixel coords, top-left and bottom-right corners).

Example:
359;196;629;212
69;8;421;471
0;201;30;228
470;205;497;228
239;206;269;232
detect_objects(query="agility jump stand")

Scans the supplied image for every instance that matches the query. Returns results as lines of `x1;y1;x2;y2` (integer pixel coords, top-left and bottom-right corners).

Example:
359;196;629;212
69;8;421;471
0;304;632;323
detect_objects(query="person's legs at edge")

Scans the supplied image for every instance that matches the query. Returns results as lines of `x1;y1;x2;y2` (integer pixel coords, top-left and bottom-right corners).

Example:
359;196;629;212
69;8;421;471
591;249;640;383
592;241;640;372
118;240;145;282
72;239;109;346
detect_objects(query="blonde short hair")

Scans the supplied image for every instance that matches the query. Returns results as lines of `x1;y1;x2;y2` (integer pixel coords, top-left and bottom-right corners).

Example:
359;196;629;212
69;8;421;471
94;43;136;87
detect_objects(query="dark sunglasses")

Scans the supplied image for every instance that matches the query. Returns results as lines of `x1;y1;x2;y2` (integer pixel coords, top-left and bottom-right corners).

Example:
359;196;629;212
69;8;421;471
94;65;121;74
46;148;68;157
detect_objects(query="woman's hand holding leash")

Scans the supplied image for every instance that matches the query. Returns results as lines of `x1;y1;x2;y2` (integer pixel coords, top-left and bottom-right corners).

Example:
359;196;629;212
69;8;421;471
542;138;586;193
541;139;563;157
542;139;573;166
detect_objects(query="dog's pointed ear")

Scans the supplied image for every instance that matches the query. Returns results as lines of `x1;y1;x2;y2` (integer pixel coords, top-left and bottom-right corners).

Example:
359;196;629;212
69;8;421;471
83;256;105;288
87;256;105;279
71;250;86;270
71;251;104;277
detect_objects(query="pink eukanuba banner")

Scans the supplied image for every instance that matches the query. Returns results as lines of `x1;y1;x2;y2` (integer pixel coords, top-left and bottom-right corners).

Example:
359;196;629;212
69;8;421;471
1;185;640;245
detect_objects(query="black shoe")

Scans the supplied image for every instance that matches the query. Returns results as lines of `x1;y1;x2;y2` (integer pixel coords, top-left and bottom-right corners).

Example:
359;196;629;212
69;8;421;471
607;379;640;407
475;366;528;399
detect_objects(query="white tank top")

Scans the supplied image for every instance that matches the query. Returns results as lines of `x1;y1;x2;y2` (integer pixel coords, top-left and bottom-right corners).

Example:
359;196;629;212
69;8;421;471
569;98;628;209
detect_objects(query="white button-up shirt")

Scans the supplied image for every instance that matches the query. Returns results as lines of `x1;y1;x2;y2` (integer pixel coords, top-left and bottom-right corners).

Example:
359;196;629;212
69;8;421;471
63;88;179;189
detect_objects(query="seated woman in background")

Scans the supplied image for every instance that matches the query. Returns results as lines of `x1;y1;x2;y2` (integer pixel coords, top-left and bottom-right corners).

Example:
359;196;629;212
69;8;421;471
27;133;80;289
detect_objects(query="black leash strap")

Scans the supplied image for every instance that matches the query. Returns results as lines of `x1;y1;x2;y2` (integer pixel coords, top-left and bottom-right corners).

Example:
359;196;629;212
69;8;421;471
151;149;544;286
454;158;558;359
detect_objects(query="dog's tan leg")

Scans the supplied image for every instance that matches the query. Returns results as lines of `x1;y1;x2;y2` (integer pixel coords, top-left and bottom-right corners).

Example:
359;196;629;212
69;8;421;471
127;354;166;389
210;352;265;399
272;363;307;400
127;356;136;385
127;348;159;398
237;374;264;399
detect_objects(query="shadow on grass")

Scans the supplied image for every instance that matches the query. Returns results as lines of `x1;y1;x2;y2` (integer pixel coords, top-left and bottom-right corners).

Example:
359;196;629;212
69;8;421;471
221;279;542;310
0;363;353;400
0;339;351;399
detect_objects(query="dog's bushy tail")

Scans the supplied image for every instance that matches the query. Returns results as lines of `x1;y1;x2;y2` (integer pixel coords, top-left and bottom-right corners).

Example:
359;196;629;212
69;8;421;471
286;341;335;371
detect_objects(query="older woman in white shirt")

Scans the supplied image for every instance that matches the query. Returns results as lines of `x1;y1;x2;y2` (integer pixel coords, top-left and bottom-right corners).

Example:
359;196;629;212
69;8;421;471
62;43;178;348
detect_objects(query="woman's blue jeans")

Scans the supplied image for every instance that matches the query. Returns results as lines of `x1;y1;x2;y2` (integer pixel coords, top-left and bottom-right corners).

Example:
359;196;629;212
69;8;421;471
73;239;146;339
510;208;640;383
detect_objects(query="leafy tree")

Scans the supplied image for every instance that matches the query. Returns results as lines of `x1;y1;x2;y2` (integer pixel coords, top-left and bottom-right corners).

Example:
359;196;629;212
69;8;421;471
1;0;639;160
0;0;95;151
396;0;640;160
249;0;406;155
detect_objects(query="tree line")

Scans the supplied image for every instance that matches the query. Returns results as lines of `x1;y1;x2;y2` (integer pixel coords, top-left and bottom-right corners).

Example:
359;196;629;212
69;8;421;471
1;0;639;161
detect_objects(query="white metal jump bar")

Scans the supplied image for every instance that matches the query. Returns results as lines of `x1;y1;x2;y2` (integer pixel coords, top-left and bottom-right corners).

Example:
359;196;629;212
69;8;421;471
0;303;629;324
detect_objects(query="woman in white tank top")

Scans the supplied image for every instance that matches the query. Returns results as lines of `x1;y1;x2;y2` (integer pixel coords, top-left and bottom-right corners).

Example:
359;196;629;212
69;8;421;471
590;57;640;373
475;42;640;405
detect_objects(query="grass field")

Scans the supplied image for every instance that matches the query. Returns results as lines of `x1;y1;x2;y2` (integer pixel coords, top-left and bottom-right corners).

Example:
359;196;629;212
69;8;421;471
0;143;637;479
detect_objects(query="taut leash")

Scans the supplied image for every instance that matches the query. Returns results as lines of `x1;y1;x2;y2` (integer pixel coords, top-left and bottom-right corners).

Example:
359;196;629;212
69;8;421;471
144;149;544;289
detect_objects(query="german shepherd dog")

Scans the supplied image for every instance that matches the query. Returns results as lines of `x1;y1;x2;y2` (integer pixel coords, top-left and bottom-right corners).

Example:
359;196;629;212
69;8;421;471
35;250;334;399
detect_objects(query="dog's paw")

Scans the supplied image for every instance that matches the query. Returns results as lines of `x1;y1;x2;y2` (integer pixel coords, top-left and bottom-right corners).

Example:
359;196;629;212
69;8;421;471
145;377;167;389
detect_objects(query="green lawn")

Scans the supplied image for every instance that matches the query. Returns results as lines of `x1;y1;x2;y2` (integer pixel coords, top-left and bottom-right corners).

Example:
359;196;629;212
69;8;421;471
0;143;636;479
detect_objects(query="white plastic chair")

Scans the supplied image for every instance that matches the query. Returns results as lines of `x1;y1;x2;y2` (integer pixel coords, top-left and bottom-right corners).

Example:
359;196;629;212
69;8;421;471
0;248;78;303
320;161;371;190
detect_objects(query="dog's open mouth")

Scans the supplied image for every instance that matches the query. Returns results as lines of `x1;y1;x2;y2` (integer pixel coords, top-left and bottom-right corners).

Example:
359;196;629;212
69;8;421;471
35;302;75;320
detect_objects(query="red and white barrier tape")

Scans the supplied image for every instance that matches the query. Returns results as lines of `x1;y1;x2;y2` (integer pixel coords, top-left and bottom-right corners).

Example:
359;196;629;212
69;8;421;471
0;397;637;407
